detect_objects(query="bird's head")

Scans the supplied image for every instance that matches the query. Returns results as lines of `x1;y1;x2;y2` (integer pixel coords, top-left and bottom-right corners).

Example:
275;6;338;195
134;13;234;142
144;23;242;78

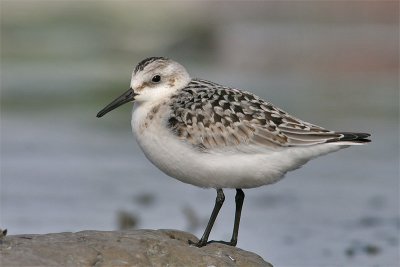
97;57;190;118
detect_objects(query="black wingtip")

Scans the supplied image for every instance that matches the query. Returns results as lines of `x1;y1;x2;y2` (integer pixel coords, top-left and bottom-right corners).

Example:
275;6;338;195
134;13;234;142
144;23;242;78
336;132;371;143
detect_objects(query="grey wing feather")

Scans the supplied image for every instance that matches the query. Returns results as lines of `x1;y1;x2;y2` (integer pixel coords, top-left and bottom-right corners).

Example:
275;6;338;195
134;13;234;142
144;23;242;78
167;79;362;152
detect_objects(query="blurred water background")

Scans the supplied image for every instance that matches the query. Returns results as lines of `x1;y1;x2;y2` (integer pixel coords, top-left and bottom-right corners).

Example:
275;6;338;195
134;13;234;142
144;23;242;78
1;1;399;266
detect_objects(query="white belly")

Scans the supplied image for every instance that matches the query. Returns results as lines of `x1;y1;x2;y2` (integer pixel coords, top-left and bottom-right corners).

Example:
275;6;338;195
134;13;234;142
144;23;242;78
131;103;344;189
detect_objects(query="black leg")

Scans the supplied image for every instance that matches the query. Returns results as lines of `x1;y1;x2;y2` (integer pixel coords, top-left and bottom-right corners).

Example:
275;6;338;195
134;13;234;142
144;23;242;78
206;188;245;246
190;189;225;247
230;188;245;246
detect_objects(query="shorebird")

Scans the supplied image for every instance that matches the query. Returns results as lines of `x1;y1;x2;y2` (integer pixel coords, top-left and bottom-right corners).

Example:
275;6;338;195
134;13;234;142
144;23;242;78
97;57;370;247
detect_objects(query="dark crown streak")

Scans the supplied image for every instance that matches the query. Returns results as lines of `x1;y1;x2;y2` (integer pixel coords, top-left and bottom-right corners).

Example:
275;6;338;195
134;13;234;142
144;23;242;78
134;57;168;74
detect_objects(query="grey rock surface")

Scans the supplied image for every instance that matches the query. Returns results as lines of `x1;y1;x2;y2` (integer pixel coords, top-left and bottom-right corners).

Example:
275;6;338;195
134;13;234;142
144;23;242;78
0;229;273;267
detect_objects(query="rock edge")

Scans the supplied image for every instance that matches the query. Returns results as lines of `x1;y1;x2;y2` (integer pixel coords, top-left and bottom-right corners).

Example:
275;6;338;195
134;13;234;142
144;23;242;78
0;229;273;267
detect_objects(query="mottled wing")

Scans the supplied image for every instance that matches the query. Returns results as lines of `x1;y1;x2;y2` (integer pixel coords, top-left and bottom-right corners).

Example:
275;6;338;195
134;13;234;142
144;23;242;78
167;79;343;152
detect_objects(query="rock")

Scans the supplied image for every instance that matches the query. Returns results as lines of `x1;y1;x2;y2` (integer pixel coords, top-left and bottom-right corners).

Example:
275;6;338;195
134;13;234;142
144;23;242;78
0;229;273;266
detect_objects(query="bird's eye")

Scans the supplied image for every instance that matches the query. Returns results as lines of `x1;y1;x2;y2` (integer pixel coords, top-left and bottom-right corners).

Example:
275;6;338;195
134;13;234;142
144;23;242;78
151;75;161;83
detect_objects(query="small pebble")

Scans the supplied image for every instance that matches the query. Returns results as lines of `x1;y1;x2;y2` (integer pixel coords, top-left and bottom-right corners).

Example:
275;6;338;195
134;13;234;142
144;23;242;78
117;211;139;230
0;229;7;239
363;244;380;255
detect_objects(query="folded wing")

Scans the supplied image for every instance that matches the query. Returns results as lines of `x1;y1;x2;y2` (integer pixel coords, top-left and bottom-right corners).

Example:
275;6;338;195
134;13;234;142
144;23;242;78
167;79;370;153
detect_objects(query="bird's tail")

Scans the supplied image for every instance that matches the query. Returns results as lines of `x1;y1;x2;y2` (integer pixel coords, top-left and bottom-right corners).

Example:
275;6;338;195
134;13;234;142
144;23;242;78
327;132;371;145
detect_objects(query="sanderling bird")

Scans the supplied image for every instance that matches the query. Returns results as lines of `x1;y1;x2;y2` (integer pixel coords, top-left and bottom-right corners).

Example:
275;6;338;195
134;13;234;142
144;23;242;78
97;57;370;247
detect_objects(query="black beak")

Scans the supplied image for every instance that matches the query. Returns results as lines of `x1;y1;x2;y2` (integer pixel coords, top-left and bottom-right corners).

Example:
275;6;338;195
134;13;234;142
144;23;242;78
96;88;137;118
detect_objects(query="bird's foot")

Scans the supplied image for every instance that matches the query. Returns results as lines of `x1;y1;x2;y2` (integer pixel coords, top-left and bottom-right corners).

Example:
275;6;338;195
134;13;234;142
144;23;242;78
188;239;207;247
188;239;237;247
207;239;237;246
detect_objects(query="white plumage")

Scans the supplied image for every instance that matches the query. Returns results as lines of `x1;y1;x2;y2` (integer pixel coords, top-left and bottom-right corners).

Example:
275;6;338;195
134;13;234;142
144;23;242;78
131;96;345;188
125;58;369;189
